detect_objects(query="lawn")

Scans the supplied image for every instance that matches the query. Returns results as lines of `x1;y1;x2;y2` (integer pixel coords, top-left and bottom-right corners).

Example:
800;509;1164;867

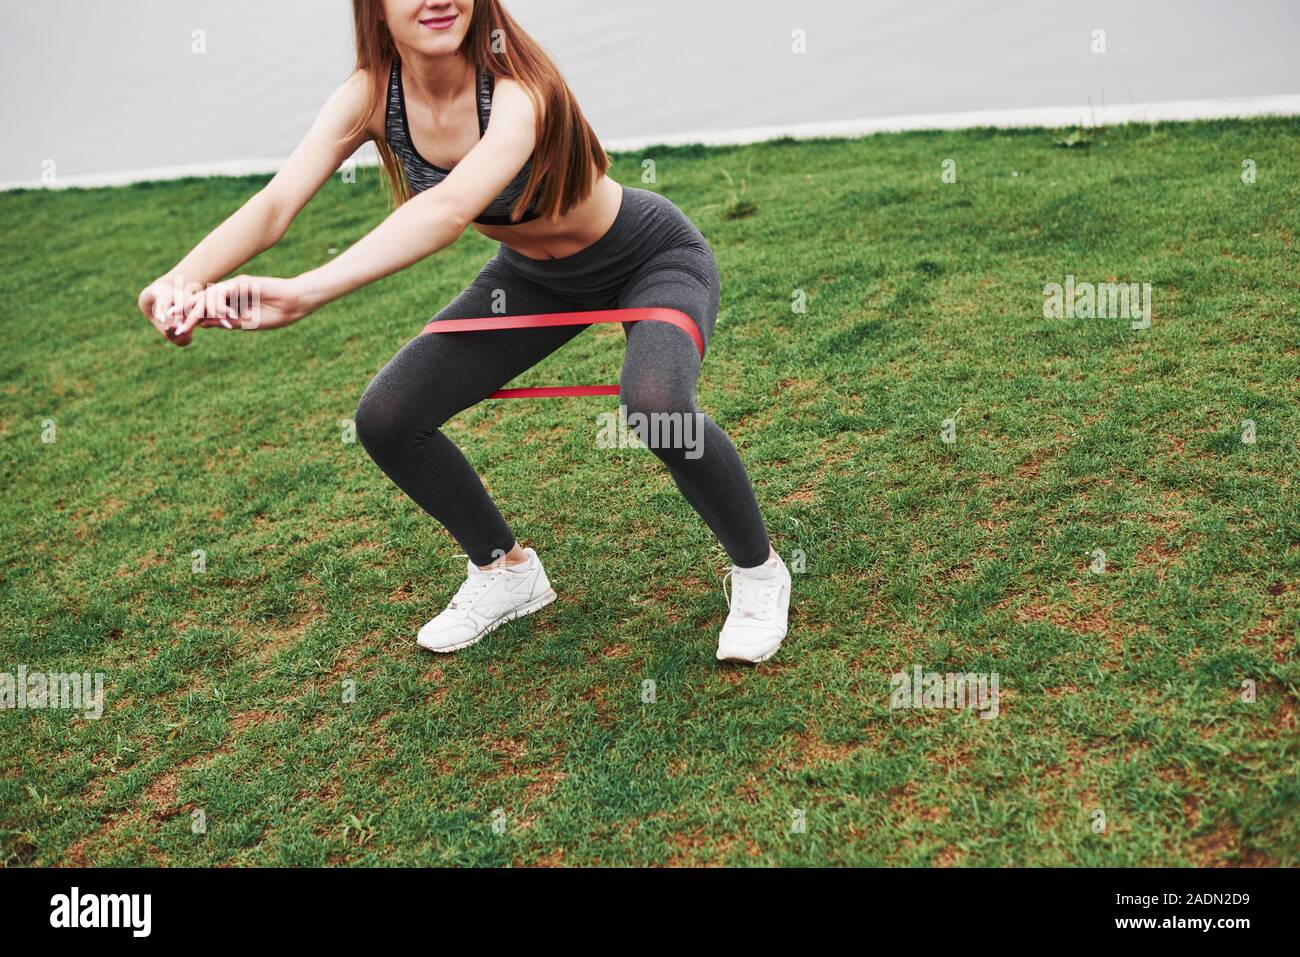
0;118;1296;866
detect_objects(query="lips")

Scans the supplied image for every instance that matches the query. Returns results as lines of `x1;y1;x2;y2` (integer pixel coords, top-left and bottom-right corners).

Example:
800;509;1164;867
420;14;458;30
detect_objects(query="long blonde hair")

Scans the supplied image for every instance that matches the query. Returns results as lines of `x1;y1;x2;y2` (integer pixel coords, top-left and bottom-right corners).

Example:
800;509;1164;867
347;0;609;222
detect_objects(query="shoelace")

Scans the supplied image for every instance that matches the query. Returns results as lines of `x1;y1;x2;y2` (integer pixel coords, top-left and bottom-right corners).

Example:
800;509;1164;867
722;568;779;620
446;568;499;614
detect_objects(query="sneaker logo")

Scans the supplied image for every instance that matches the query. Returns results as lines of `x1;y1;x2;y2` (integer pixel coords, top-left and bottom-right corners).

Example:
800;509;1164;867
468;569;541;621
475;601;520;620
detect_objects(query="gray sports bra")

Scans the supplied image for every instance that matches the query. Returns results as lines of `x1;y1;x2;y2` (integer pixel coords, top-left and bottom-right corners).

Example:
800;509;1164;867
385;58;542;225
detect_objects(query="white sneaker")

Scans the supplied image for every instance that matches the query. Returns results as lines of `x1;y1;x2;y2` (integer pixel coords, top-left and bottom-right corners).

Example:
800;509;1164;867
716;552;791;663
416;548;556;653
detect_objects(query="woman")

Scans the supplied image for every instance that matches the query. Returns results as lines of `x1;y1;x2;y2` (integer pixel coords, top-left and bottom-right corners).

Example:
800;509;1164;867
136;0;790;663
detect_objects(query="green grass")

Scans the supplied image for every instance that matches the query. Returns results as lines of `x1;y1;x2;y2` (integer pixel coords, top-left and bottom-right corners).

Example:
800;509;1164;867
1;118;1297;867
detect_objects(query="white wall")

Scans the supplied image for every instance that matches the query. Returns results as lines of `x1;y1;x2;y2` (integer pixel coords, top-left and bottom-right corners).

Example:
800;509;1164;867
1;0;1296;182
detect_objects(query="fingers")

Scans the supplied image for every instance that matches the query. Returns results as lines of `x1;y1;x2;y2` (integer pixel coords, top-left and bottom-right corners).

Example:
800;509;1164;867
142;280;238;346
163;303;191;344
143;286;178;338
225;276;254;328
152;301;190;346
174;283;231;337
173;293;206;337
219;277;257;329
155;277;264;342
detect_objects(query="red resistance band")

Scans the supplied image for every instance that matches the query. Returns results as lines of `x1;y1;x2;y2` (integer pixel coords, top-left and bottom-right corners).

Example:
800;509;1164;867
421;307;704;398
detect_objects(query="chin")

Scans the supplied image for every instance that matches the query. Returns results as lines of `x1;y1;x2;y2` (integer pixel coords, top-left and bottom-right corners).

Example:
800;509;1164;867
417;38;462;55
403;27;467;54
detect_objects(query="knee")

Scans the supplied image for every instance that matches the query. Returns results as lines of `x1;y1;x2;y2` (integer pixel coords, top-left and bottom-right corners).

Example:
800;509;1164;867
619;373;694;421
355;385;422;458
619;375;704;456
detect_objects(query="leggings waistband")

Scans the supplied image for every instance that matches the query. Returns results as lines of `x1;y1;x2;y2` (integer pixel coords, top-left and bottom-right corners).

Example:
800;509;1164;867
495;185;709;292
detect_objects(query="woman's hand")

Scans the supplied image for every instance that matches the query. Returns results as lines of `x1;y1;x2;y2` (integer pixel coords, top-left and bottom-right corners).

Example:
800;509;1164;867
171;275;310;337
138;278;196;346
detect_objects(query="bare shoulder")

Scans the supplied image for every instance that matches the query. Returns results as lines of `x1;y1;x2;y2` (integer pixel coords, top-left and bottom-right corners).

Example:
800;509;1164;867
491;76;546;125
333;67;388;139
339;67;380;102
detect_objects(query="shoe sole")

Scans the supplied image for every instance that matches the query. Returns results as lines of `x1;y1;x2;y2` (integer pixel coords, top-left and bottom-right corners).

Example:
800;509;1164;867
716;631;786;664
418;588;557;653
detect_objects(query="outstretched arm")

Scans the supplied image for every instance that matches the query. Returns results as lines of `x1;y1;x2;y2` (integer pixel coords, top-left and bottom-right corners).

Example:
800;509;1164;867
139;71;376;344
172;77;543;336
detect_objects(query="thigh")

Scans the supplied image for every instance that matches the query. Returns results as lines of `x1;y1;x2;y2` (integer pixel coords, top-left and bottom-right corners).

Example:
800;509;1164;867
616;243;721;394
361;257;591;421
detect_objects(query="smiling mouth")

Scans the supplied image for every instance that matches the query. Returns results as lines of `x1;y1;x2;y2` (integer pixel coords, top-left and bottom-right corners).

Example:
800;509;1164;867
419;13;458;30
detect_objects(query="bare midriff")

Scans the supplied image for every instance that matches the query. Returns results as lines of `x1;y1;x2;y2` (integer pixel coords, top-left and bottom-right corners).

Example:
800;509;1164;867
472;175;624;261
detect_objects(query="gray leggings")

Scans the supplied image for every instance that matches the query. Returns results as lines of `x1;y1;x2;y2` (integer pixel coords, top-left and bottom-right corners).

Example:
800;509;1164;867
355;185;771;568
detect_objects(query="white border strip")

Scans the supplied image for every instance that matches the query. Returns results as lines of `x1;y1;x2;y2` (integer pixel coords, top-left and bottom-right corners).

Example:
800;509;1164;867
603;93;1300;151
5;94;1297;192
